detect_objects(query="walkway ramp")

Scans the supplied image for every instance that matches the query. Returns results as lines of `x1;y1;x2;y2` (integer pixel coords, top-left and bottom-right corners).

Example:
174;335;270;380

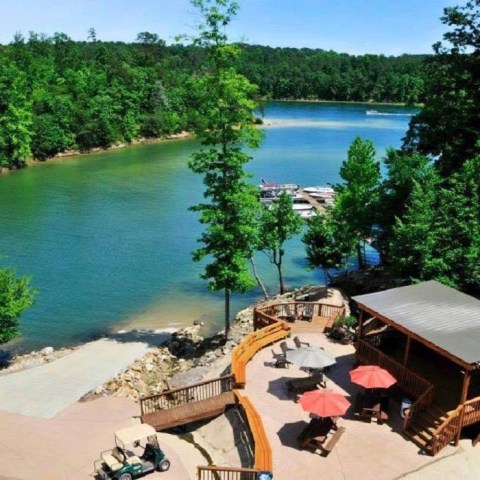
0;331;173;418
140;375;236;431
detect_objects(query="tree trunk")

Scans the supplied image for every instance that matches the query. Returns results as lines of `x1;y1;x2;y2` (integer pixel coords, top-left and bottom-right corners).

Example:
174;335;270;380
356;243;365;270
277;249;285;294
250;257;268;299
224;288;231;338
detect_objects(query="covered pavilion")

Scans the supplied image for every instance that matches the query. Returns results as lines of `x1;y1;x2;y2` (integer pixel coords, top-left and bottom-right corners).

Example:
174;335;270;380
353;280;480;454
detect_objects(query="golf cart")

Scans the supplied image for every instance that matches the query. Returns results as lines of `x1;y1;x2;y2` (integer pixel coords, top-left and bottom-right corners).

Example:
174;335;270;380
94;424;170;480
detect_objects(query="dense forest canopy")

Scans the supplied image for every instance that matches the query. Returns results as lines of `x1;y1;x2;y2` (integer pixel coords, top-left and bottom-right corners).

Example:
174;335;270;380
304;1;480;297
0;32;427;169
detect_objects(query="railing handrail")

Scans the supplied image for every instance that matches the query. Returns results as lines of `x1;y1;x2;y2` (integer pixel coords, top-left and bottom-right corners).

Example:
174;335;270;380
140;374;233;402
235;390;272;471
356;339;433;397
231;320;290;386
432;405;462;436
403;385;435;431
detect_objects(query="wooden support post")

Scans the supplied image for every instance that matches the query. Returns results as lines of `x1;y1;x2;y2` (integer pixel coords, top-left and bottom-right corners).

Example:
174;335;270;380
358;309;364;340
454;369;472;446
403;336;411;367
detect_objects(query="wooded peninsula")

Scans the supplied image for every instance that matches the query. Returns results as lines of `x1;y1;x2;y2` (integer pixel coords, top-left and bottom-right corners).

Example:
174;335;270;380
0;33;426;169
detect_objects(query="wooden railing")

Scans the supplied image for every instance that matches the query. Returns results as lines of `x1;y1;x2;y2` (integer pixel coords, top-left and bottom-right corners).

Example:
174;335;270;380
253;301;345;330
231;321;290;387
463;396;480;426
430;394;480;454
403;385;435;432
235;391;272;471
431;406;462;454
195;323;280;480
197;465;260;480
140;375;233;416
356;339;434;402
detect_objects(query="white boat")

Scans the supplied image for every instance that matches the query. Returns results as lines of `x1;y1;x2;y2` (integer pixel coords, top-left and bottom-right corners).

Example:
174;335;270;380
292;204;313;211
366;109;379;115
303;186;335;195
297;209;317;219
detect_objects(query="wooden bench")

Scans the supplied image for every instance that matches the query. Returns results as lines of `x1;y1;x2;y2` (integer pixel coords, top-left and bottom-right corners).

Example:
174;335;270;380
232;321;290;387
319;426;346;456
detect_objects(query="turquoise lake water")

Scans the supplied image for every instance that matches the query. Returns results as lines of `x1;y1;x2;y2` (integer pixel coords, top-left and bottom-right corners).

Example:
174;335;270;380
0;101;416;352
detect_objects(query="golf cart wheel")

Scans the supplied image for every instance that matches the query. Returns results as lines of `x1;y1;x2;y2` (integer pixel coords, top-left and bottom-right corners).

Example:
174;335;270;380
118;473;133;480
158;458;171;472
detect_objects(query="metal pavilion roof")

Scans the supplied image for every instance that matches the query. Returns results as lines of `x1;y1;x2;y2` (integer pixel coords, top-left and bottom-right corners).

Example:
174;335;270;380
353;281;480;366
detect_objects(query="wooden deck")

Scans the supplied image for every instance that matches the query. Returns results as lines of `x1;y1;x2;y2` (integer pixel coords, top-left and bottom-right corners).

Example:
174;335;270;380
140;375;236;431
142;391;236;431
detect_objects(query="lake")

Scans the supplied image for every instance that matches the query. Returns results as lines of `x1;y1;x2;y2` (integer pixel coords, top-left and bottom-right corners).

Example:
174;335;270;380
0;101;416;352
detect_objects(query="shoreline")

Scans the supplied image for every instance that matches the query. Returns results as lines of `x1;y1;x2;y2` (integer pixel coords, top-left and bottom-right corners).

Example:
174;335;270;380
0;99;420;176
0;130;194;176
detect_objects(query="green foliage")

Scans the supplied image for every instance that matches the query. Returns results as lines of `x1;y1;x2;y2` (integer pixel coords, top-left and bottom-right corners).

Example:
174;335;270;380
258;192;303;294
403;1;480;176
0;267;37;344
0;26;427;169
375;149;432;259
389;156;480;294
0;60;33;168
302;213;352;285
333;137;381;269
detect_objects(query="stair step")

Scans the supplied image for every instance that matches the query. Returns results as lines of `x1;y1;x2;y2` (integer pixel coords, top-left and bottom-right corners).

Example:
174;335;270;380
411;419;437;436
406;429;428;447
420;410;448;424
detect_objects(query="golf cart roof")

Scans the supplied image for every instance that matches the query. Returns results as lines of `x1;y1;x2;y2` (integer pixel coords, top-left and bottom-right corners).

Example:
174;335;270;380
115;424;156;445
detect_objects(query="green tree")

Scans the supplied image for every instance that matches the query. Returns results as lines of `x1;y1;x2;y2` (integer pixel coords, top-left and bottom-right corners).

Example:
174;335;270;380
0;60;33;168
375;149;432;261
187;0;263;336
403;1;480;176
333;137;381;269
303;212;353;285
390;156;480;294
0;267;37;344
259;192;303;294
389;166;441;281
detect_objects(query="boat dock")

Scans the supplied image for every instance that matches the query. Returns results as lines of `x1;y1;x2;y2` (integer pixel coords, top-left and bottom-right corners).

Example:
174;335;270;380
259;181;335;218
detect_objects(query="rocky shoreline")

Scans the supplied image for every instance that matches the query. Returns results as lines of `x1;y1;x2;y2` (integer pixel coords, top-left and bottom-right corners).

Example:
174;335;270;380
1;286;350;402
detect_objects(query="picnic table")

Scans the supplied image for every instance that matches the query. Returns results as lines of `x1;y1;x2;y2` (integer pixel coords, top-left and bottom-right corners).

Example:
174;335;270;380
286;373;326;394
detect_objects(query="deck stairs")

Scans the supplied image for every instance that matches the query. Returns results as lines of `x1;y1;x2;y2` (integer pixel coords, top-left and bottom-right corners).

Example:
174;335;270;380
404;404;450;454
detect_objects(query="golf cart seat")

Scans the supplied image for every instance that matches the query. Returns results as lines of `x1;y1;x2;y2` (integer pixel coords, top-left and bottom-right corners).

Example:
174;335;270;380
126;455;141;465
101;447;125;471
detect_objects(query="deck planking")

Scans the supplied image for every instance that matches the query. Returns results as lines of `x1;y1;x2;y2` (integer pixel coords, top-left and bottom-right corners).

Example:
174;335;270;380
142;391;236;431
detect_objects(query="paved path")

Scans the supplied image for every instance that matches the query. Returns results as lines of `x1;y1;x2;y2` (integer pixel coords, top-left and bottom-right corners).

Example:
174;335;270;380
0;331;173;418
0;396;194;480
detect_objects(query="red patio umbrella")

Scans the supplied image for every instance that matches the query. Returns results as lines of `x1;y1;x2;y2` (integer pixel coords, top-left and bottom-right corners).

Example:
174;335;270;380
297;389;351;417
349;365;396;389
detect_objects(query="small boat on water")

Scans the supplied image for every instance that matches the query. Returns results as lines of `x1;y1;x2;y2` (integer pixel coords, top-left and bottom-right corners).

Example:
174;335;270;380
366;109;379;115
303;186;335;195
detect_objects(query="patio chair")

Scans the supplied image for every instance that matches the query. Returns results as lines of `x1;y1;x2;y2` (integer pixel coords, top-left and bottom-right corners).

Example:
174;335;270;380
280;341;294;356
301;303;315;322
271;349;289;368
280;303;296;322
293;336;310;349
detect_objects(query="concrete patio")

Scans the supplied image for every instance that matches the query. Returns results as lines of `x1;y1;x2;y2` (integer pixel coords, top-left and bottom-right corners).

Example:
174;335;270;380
244;333;457;480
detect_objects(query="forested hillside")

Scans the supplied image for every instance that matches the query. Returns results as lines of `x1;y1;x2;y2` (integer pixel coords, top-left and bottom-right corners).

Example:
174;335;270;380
0;33;426;169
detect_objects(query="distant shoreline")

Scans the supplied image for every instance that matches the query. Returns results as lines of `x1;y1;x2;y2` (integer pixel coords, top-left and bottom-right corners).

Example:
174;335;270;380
272;98;422;107
0;99;419;176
